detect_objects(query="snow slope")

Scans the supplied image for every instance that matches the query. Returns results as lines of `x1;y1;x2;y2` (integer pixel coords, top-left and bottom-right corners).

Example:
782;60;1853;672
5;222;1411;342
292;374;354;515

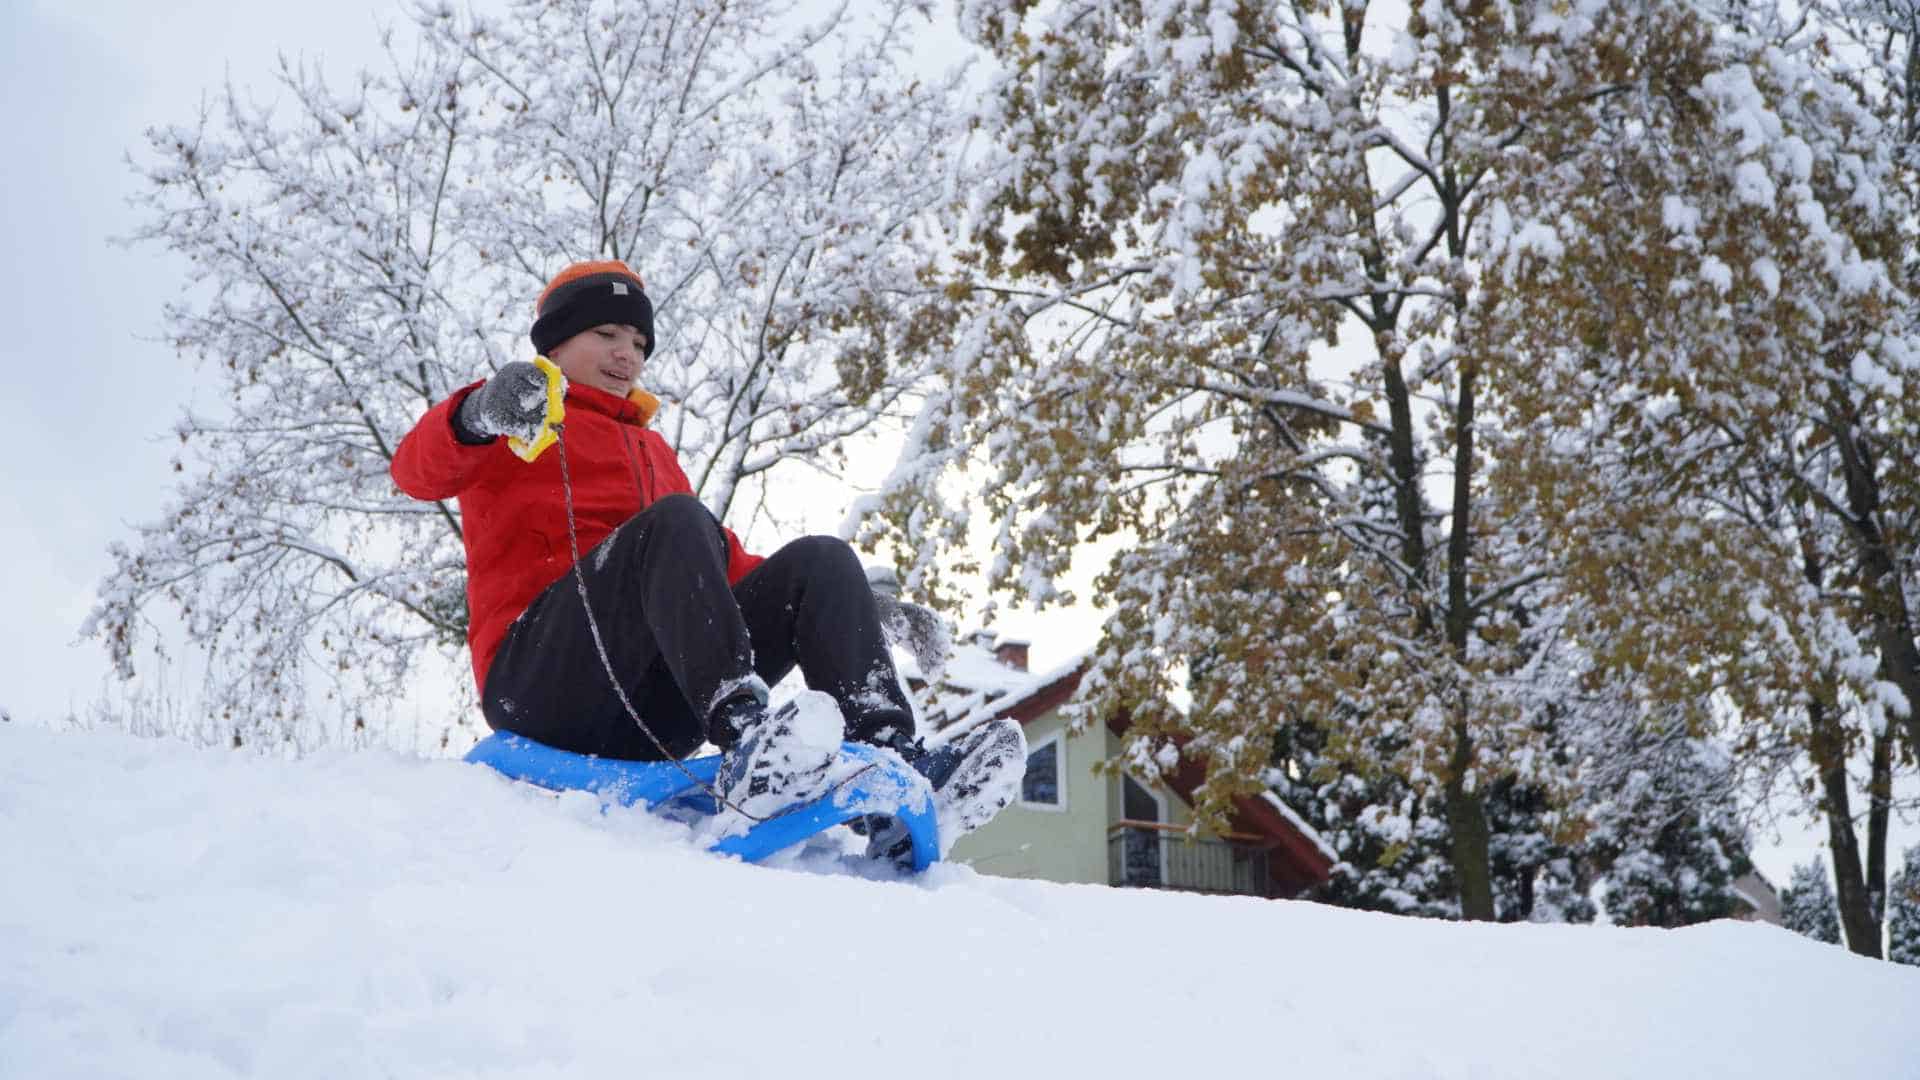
4;725;1917;1080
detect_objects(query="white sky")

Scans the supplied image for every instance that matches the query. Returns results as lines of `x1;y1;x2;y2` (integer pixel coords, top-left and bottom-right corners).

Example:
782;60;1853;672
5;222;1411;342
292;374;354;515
1;1;410;725
0;0;1906;898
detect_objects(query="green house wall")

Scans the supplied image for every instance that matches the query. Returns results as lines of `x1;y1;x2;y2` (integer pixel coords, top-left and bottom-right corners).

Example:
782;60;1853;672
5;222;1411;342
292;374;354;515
945;706;1199;885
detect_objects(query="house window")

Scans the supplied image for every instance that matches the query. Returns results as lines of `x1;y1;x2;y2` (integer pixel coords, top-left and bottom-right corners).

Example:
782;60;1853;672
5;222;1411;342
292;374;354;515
1020;733;1063;809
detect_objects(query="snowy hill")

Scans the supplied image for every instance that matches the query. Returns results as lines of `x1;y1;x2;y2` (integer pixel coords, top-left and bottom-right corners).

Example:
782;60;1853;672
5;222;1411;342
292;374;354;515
4;726;1917;1080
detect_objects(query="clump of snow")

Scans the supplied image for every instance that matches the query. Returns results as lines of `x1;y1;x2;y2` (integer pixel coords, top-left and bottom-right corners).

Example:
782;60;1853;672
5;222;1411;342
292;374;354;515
1851;351;1901;397
1699;255;1734;294
1731;159;1777;205
786;688;848;753
1512;220;1565;259
1661;195;1701;234
4;725;1918;1078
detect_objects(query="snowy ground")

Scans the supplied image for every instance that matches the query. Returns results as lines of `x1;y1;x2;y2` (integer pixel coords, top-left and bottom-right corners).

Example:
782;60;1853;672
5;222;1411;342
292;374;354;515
4;725;1917;1080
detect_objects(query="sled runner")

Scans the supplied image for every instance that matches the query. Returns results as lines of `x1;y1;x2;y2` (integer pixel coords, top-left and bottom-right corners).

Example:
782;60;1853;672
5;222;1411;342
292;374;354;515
465;732;941;871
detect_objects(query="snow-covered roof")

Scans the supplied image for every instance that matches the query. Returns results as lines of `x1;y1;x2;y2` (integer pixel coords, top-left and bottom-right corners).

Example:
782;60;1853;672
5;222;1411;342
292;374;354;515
1260;790;1339;865
905;633;1092;743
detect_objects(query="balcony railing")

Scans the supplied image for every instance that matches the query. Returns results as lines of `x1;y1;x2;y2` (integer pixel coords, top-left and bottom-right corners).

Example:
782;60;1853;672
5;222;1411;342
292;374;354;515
1107;821;1272;898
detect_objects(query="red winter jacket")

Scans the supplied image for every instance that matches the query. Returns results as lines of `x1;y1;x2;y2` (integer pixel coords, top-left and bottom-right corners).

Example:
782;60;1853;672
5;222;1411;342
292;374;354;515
391;380;763;694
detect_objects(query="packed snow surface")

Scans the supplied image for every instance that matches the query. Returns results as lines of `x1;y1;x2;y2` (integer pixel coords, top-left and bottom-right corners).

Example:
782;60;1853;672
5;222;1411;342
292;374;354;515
5;726;1918;1079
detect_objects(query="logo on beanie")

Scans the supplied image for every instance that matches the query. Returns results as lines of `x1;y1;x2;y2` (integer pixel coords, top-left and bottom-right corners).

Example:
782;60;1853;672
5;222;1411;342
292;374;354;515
612;282;630;295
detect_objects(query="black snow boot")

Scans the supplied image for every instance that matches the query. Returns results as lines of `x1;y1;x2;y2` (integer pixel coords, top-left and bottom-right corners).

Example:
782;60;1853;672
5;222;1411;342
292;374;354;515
864;718;1027;862
712;690;842;828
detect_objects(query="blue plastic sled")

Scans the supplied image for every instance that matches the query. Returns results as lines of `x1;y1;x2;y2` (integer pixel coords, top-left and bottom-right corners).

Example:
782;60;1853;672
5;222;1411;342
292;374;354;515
465;733;940;872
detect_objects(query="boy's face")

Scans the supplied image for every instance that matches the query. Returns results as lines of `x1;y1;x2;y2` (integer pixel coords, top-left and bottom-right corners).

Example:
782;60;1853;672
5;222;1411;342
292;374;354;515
549;323;649;396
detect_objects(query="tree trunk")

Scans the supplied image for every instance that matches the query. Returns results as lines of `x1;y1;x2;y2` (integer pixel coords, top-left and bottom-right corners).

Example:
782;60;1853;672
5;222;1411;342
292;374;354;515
1831;410;1920;760
1809;696;1885;958
1442;358;1495;921
1868;723;1894;929
1446;712;1496;921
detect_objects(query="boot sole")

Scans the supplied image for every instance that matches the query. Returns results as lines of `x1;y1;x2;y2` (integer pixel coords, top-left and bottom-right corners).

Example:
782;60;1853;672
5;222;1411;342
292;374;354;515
867;719;1027;861
933;719;1027;844
719;692;842;823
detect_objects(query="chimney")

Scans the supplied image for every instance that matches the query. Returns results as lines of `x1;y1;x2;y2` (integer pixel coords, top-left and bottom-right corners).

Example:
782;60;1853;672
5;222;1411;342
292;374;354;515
993;639;1030;672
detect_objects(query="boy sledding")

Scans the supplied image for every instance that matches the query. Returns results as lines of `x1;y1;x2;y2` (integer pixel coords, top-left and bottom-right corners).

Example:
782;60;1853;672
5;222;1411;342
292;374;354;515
392;260;1024;863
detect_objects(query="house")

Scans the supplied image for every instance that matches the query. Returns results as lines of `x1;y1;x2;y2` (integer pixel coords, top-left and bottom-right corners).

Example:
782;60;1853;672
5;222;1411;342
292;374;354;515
1730;871;1783;926
909;631;1335;900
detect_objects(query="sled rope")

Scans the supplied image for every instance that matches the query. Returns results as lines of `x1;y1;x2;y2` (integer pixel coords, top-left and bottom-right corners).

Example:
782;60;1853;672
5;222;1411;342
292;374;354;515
552;423;878;824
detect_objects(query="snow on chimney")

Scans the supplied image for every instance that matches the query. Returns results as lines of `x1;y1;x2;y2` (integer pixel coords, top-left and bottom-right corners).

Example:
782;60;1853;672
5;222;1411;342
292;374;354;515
993;639;1030;671
965;628;1028;670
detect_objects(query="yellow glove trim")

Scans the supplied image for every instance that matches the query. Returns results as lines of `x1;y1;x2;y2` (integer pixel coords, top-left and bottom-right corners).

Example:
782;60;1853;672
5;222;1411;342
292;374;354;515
507;355;567;463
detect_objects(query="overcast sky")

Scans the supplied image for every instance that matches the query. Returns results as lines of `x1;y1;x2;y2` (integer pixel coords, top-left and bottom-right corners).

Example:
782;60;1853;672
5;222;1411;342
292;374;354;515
0;0;1904;893
2;1;411;727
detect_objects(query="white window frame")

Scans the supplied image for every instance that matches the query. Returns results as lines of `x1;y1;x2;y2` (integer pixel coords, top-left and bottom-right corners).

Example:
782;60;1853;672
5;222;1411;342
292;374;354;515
1018;729;1068;812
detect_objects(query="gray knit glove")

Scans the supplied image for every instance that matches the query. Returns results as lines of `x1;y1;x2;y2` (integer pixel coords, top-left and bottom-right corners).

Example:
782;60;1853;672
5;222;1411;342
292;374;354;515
454;361;553;444
868;567;952;678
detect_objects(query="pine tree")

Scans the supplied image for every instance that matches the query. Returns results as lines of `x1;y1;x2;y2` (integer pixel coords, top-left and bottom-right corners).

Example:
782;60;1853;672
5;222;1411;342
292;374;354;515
1267;717;1458;919
1269;696;1762;927
1584;719;1752;928
1890;845;1920;967
1485;774;1597;925
1262;651;1591;923
1780;860;1843;946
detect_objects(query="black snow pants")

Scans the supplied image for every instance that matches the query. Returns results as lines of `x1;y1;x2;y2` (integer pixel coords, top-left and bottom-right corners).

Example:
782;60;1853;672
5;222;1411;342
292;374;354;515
480;493;914;761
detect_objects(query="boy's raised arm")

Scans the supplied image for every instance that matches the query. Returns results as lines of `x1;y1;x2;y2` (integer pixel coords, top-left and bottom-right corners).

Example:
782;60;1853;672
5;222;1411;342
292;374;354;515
391;383;495;501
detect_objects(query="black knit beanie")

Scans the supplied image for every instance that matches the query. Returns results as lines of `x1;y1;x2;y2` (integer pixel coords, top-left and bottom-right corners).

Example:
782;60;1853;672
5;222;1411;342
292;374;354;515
530;260;654;357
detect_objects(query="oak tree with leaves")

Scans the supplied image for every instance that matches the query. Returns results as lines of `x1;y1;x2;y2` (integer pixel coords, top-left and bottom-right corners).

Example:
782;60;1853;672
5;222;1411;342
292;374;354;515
1484;0;1919;953
854;0;1900;920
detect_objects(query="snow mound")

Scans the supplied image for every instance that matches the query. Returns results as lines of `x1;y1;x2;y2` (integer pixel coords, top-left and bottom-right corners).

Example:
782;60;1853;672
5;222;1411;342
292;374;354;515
4;726;1917;1079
